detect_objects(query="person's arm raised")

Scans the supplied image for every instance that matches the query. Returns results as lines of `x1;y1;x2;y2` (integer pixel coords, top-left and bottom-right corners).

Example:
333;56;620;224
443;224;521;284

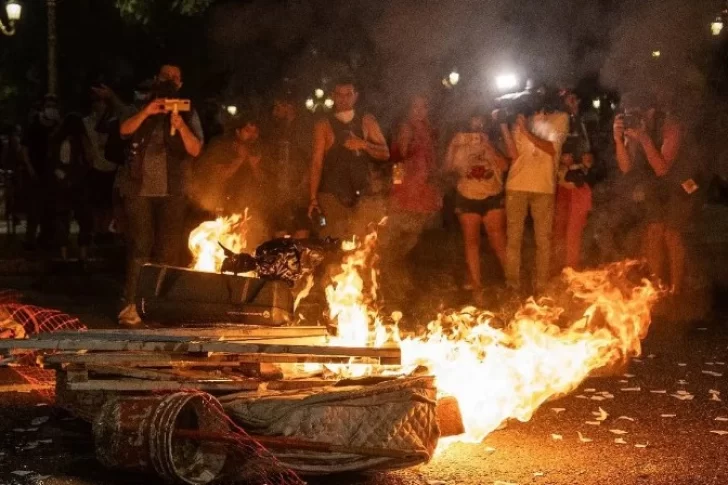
359;114;390;161
120;99;164;137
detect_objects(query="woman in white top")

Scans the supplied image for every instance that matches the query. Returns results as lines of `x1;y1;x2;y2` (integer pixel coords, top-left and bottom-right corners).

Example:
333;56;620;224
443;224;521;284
445;113;510;303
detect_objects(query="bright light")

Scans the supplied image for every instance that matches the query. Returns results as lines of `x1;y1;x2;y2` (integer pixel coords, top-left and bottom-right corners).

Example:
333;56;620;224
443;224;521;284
226;105;238;116
5;0;21;21
712;17;724;36
495;73;519;92
448;70;460;86
592;98;601;110
305;98;315;110
651;50;661;58
314;88;324;99
324;98;334;109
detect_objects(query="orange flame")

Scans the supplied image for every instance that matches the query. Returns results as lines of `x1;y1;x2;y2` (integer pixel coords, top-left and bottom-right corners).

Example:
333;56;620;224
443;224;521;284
188;210;251;273
325;226;659;444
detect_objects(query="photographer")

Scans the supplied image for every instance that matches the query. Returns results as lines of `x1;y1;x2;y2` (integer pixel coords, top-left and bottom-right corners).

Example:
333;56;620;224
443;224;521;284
613;90;700;296
552;90;596;273
117;63;204;325
499;90;569;294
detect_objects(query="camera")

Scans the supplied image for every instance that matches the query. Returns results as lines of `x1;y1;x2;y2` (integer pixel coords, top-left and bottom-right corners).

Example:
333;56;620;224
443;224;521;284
494;89;543;124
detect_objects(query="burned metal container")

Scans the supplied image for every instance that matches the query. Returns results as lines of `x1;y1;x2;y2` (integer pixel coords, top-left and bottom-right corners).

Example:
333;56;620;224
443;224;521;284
93;392;228;484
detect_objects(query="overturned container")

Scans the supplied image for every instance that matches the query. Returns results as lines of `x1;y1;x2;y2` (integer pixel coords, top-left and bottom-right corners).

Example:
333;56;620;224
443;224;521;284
93;391;228;484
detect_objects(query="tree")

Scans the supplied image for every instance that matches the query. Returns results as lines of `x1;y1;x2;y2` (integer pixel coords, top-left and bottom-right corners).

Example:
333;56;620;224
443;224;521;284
114;0;216;24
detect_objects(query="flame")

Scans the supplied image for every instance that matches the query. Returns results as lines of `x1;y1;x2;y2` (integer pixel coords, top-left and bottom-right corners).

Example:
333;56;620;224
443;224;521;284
188;211;250;273
324;225;659;444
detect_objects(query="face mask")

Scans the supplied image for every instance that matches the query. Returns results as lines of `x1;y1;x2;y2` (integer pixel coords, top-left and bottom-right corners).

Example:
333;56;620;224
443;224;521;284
334;110;355;123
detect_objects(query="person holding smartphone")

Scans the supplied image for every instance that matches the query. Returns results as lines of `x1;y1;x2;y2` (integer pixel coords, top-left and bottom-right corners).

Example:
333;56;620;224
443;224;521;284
117;63;204;325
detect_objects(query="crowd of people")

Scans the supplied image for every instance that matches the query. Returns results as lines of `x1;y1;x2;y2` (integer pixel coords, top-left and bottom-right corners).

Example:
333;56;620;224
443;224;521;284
0;62;705;325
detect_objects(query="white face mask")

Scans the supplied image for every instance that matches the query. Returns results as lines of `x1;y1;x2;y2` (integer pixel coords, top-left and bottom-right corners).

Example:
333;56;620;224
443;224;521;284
334;110;355;123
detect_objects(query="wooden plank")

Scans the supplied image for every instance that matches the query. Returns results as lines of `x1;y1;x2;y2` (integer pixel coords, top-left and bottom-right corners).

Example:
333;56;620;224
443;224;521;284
35;326;327;341
265;379;338;391
0;382;55;393
0;338;401;362
66;379;261;392
43;352;397;367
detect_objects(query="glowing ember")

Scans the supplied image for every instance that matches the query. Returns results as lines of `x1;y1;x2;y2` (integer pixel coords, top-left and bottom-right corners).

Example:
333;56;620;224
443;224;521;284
188;211;251;273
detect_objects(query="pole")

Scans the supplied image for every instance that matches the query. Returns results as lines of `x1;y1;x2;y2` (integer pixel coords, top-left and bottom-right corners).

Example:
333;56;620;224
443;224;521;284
47;0;57;95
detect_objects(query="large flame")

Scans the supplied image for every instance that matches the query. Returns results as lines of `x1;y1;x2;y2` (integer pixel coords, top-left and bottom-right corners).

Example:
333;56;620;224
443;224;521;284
188;211;250;273
325;227;659;444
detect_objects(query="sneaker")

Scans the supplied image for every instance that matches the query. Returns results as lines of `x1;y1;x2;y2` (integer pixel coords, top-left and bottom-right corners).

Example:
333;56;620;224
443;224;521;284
118;304;141;326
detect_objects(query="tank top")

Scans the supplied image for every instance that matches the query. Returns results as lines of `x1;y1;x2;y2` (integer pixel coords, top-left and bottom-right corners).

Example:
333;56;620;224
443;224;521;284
318;112;372;207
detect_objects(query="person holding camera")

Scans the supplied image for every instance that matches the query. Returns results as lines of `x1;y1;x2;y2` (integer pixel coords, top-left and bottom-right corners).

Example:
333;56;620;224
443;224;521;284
500;95;569;294
445;111;509;304
117;63;204;325
308;78;390;239
613;91;700;296
552;90;596;273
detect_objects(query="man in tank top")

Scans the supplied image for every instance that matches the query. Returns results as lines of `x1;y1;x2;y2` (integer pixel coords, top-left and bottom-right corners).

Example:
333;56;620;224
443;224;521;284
308;78;390;239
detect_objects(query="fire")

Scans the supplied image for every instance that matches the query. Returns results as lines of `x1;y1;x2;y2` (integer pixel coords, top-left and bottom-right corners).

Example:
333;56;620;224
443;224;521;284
188;211;251;273
324;226;660;444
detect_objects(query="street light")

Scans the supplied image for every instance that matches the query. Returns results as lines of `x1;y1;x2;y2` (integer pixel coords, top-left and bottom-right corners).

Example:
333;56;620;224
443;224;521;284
314;88;324;99
592;98;601;110
651;50;661;58
226;105;238;116
0;0;22;36
712;16;724;36
324;98;334;109
448;70;460;87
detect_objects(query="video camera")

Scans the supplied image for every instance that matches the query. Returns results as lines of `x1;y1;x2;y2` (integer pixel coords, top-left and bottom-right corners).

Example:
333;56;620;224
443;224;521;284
494;87;546;124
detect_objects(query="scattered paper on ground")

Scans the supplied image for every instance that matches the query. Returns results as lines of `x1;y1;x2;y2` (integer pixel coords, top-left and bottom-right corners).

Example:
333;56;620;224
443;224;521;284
585;421;602;426
30;417;49;426
661;414;677;418
615;438;628;444
678;363;687;367
710;430;728;436
715;417;728;422
533;472;545;477
578;432;593;443
702;370;723;377
593;407;609;421
552;434;563;441
616;416;635;422
551;408;566;414
610;429;629;435
11;471;33;476
494;481;518;485
635;443;649;448
624;374;636;378
584;388;596;393
621;387;641;392
650;390;667;394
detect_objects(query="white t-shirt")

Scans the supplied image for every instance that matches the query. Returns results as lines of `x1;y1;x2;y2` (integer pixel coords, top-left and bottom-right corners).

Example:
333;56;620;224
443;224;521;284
447;132;504;200
506;111;569;195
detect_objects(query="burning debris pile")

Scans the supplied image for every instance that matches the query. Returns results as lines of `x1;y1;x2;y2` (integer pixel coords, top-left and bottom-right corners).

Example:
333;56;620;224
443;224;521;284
0;215;662;483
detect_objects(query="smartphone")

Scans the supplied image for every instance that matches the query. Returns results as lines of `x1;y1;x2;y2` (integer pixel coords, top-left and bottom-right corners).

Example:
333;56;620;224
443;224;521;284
163;99;191;113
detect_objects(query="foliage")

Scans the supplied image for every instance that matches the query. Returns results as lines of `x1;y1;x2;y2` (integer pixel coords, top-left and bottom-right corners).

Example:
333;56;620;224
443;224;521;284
114;0;215;24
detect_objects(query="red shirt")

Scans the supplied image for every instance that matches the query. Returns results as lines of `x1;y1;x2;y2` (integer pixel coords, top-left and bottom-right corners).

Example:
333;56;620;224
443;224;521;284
390;121;442;213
